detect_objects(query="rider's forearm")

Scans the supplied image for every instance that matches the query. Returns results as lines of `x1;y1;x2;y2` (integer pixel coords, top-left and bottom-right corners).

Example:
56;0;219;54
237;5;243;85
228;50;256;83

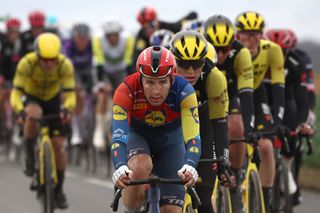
272;83;285;125
211;117;229;160
239;89;255;134
10;88;24;113
62;91;76;112
111;140;128;169
184;135;201;168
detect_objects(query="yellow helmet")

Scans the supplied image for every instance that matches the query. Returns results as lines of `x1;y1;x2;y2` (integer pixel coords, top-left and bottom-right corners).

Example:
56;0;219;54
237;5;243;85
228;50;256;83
170;30;208;60
34;32;61;59
205;43;217;65
235;11;265;32
203;15;235;47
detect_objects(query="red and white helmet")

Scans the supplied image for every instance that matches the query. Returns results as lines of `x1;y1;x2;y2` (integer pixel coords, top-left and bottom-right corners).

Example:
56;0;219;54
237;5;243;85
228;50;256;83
265;29;291;49
136;46;176;78
137;7;157;25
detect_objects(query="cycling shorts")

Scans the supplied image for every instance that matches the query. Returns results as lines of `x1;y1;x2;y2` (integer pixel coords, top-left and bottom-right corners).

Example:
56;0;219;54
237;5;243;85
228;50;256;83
75;67;94;93
23;94;66;137
229;95;241;115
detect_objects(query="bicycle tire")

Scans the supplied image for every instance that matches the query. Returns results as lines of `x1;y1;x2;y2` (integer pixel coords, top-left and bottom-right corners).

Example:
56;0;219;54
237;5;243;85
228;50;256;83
43;143;54;213
216;184;232;213
248;170;264;213
281;163;293;213
272;167;282;213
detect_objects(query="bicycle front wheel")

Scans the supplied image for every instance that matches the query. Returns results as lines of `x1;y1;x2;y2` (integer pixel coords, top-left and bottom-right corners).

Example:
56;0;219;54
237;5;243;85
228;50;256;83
248;170;264;213
216;184;232;213
42;143;55;213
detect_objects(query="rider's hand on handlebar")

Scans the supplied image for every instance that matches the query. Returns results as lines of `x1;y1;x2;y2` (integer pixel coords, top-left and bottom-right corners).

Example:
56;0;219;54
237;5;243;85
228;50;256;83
178;164;198;187
60;108;71;124
299;123;314;136
244;131;260;145
16;110;27;125
112;165;133;188
213;158;236;188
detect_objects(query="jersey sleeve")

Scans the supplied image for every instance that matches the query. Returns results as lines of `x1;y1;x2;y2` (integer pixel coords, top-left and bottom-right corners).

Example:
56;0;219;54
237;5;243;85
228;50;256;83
179;83;201;167
124;34;135;67
206;68;229;159
111;82;133;169
269;43;285;85
269;43;285;124
60;58;76;112
234;48;255;134
206;67;229;119
10;57;32;113
92;37;105;66
234;47;254;91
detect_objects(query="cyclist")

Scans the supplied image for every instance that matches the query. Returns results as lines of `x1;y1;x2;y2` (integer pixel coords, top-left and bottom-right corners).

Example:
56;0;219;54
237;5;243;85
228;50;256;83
203;15;254;213
92;18;134;149
20;10;47;56
63;23;95;147
133;6;198;69
0;17;23;148
46;15;63;38
235;11;285;213
264;29;315;200
149;29;174;49
10;32;76;209
170;30;234;213
284;29;315;206
111;46;201;213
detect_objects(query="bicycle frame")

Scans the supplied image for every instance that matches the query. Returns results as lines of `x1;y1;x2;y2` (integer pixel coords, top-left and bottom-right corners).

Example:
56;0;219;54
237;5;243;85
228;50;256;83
38;126;58;186
242;144;266;213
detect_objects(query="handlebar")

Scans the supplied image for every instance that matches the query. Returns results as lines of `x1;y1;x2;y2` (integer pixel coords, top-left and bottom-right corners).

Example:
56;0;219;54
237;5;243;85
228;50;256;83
110;176;202;211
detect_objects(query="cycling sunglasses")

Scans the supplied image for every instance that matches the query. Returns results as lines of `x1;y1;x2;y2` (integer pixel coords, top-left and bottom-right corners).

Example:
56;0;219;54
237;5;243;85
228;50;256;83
143;20;158;28
38;56;58;63
139;64;173;78
215;45;232;54
176;59;205;69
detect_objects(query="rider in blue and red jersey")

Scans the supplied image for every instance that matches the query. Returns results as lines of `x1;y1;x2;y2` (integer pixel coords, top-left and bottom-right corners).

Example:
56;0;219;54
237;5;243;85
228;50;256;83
111;46;201;212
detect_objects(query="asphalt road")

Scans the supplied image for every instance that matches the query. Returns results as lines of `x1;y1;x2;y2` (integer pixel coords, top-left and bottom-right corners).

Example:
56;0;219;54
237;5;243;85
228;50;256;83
0;157;319;213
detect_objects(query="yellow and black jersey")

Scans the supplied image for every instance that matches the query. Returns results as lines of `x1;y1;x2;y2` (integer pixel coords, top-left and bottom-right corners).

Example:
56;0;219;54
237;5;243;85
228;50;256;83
10;52;76;113
216;40;253;96
252;39;285;89
193;64;229;160
216;40;255;134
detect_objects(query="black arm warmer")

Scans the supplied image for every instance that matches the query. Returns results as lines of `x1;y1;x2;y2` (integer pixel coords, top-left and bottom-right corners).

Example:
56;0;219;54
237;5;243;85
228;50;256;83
294;83;310;124
210;118;229;159
272;83;285;125
96;65;104;81
239;89;255;135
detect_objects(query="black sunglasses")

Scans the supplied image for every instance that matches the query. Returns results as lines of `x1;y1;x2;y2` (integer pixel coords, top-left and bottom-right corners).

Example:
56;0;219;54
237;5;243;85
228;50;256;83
176;59;205;69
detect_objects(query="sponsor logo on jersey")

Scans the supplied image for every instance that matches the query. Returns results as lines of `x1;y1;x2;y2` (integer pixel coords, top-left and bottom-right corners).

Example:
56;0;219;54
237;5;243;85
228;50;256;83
113;105;127;120
190;107;199;124
111;143;120;150
144;110;166;126
133;103;147;110
189;146;199;153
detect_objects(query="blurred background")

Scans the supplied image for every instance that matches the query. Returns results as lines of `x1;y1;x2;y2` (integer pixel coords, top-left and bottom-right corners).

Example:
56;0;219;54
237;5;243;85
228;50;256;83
0;0;320;212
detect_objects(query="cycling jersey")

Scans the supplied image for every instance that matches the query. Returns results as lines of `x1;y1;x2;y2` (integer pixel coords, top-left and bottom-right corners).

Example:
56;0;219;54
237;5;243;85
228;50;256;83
293;48;315;109
0;35;22;81
252;39;285;125
10;52;76;113
20;29;47;56
193;61;228;166
63;39;93;70
216;40;254;134
92;32;134;74
111;72;201;169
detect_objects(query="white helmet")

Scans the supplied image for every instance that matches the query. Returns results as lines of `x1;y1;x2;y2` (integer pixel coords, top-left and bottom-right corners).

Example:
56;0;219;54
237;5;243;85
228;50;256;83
102;19;122;35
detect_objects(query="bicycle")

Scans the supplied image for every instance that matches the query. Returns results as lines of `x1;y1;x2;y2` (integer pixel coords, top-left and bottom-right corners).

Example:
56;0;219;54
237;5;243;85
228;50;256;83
230;134;267;213
183;158;233;213
29;114;61;213
271;131;294;213
111;175;201;213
